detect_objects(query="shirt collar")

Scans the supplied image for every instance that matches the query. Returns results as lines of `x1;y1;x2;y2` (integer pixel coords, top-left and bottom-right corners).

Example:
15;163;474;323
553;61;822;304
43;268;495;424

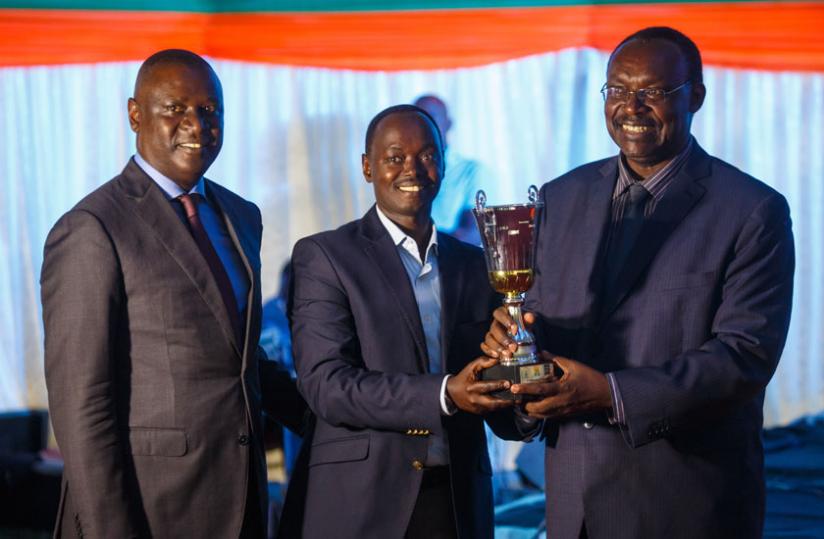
133;152;205;199
375;205;438;265
614;136;694;201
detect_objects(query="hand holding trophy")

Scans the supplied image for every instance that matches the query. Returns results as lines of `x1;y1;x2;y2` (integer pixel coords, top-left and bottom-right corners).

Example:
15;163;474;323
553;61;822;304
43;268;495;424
474;186;557;400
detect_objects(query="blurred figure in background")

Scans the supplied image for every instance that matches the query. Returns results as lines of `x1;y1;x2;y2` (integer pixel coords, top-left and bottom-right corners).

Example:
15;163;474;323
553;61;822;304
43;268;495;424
414;95;492;233
260;261;302;477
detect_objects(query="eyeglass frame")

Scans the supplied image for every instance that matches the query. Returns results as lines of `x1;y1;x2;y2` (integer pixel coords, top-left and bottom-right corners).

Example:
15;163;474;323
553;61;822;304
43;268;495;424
600;80;692;103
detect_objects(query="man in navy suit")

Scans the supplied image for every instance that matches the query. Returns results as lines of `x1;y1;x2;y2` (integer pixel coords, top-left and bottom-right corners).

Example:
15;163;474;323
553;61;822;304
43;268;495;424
285;105;524;538
484;27;794;538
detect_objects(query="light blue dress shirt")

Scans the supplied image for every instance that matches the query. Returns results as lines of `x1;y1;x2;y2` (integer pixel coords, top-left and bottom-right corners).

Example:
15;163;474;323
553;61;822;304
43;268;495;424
375;207;452;467
133;153;249;317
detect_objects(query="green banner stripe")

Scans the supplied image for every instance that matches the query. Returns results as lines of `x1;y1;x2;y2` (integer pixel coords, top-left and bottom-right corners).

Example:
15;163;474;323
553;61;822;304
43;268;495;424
0;0;769;13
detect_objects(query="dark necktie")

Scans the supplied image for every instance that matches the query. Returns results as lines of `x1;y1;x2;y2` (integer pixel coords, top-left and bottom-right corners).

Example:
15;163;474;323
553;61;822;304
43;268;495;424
178;193;244;345
604;183;650;293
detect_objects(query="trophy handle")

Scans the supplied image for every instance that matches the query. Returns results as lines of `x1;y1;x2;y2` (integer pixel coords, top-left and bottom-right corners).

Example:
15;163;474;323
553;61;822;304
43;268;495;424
475;189;487;211
528;185;538;203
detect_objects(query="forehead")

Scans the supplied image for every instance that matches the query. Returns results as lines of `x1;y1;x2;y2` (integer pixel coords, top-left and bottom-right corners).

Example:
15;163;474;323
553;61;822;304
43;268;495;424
139;62;222;100
372;112;439;150
607;39;688;85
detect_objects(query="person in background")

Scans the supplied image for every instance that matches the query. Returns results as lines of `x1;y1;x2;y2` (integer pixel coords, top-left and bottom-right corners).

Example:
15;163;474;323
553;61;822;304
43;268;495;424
414;94;492;233
483;27;794;538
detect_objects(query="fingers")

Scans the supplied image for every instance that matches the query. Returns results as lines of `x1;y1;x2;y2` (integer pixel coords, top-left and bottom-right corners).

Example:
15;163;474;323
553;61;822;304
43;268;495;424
523;396;562;418
492;306;516;332
510;381;559;396
466;379;510;395
469;356;500;372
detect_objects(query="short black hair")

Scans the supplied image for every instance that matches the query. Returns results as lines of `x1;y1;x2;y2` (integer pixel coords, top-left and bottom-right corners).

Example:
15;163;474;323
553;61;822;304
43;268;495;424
134;49;218;96
364;104;444;155
611;27;703;84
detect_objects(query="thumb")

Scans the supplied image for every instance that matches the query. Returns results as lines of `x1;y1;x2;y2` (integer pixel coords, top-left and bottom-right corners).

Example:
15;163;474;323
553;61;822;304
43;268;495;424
523;311;536;327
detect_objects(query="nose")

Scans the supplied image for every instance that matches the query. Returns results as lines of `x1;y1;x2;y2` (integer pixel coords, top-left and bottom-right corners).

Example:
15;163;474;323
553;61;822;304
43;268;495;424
402;155;426;177
622;90;647;114
181;107;209;135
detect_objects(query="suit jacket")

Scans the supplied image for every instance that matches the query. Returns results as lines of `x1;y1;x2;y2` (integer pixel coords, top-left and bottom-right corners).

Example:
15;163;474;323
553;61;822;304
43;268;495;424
41;159;306;538
282;206;518;539
524;143;795;538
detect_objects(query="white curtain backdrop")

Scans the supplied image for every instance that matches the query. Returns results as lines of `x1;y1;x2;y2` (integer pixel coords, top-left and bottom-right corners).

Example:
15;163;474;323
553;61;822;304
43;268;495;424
1;48;822;427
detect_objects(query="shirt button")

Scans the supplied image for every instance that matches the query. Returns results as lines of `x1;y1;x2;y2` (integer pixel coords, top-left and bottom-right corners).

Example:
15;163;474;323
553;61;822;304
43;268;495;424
238;434;250;446
582;421;594;430
412;459;424;471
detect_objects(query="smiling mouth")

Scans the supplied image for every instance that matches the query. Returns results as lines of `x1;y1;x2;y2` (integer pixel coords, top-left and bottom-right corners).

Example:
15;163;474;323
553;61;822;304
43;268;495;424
397;184;428;193
178;142;204;150
621;124;654;134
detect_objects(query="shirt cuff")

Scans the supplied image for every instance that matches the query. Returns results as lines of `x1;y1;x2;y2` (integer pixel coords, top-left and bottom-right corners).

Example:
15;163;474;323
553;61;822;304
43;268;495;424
440;375;458;416
606;372;626;426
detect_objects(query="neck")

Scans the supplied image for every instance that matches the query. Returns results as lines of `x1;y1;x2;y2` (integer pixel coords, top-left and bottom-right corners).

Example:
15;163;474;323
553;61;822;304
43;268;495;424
625;137;690;181
380;207;433;258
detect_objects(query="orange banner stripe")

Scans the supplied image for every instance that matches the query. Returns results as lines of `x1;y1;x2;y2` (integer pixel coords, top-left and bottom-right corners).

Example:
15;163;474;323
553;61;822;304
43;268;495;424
1;3;822;71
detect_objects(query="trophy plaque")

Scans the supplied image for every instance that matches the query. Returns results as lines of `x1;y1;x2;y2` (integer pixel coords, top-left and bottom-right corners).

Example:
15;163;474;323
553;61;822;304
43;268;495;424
474;186;556;399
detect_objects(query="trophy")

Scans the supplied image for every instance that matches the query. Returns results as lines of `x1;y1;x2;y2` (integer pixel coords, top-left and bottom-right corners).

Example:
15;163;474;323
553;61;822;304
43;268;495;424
474;186;556;399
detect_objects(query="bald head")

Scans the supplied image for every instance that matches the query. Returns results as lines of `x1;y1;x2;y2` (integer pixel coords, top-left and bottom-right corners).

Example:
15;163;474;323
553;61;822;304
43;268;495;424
134;49;221;101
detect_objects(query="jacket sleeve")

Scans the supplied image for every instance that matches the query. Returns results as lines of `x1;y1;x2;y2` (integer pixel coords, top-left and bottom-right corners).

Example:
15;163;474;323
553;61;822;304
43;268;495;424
258;346;310;436
612;192;795;447
41;210;143;537
289;237;443;433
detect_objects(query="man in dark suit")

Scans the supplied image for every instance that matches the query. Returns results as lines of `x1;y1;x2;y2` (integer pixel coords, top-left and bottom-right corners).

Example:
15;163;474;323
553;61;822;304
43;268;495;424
41;49;305;538
484;27;795;538
285;105;523;538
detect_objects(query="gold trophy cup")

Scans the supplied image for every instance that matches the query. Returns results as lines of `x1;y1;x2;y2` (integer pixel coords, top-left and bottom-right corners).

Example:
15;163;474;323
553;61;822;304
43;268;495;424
474;186;555;399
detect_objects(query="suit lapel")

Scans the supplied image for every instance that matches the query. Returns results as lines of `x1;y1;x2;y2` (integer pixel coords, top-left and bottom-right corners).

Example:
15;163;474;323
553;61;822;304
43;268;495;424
118;160;241;356
360;207;429;372
206;181;256;357
571;160;618;315
601;146;710;319
437;234;464;373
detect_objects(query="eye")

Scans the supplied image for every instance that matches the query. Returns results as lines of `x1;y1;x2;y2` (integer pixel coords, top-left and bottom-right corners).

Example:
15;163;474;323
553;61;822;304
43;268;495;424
164;104;183;113
641;88;666;101
607;87;627;100
386;155;404;164
202;104;219;115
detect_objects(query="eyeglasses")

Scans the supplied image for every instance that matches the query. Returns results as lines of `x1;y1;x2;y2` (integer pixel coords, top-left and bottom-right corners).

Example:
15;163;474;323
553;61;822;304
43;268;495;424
600;80;692;103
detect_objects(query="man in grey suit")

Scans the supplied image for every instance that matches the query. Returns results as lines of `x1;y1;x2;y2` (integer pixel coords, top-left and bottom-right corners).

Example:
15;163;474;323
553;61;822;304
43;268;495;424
484;27;794;538
41;49;305;538
284;105;524;538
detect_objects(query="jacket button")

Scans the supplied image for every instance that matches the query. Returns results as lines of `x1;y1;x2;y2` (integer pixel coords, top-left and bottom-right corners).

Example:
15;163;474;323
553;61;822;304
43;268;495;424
412;459;424;471
238;434;250;446
582;421;594;430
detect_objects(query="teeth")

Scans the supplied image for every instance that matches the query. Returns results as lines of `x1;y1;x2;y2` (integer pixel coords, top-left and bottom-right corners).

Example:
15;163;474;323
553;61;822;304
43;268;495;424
622;125;651;133
179;143;202;149
398;185;424;192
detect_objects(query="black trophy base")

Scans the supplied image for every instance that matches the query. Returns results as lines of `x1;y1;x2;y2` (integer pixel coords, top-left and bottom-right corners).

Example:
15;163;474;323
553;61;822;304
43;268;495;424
480;361;556;401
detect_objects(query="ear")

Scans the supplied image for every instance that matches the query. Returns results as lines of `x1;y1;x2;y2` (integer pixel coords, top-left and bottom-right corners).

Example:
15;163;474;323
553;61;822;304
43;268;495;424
362;153;373;183
689;82;706;114
127;98;140;134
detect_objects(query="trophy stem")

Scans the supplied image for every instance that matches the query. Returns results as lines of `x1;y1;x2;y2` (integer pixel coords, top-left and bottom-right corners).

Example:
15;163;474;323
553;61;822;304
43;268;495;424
502;293;537;366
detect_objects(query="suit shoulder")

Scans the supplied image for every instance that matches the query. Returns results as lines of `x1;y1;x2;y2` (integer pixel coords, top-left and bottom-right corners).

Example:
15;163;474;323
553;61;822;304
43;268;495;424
539;157;614;195
69;175;125;216
293;218;362;253
706;156;787;204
